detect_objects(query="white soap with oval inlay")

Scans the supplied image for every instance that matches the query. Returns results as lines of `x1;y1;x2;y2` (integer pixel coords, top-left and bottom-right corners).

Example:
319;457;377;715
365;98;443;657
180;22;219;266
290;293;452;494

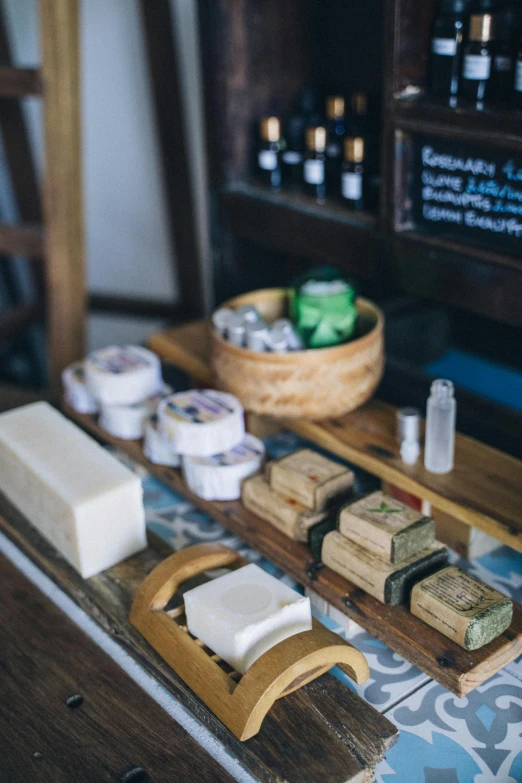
85;345;162;406
184;563;312;674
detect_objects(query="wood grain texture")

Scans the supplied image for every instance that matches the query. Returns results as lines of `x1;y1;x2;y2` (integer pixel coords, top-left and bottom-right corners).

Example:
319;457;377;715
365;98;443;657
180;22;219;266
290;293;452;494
41;0;85;390
0;553;235;783
61;405;522;696
0;493;398;783
147;320;522;550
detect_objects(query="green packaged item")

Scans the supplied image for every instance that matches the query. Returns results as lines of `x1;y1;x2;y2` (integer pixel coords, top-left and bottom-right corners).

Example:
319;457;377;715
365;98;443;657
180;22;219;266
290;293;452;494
290;267;357;348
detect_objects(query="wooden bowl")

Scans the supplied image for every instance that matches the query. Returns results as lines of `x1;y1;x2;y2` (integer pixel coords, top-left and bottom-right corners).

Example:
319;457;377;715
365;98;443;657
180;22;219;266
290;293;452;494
210;288;384;420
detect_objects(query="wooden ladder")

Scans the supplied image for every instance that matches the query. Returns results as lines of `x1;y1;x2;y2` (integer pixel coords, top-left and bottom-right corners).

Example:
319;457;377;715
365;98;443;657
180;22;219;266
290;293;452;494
0;0;84;392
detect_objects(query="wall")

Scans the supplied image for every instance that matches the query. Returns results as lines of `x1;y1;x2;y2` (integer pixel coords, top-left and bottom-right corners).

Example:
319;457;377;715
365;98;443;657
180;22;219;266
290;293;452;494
1;0;209;308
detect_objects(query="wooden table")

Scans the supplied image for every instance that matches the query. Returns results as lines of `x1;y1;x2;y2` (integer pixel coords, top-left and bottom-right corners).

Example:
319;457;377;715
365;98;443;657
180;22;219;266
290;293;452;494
1;553;234;783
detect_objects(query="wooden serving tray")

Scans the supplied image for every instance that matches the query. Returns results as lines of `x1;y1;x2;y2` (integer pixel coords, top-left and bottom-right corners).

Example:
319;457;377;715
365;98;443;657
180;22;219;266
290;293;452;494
0;493;398;783
148;319;522;552
64;405;522;698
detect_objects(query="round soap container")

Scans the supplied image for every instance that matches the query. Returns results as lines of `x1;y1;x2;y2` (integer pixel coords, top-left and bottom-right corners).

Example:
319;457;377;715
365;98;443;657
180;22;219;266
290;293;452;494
211;288;384;420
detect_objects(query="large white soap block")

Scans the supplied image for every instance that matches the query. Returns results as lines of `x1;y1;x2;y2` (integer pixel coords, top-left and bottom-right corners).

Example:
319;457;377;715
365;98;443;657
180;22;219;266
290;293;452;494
0;402;146;578
184;563;312;674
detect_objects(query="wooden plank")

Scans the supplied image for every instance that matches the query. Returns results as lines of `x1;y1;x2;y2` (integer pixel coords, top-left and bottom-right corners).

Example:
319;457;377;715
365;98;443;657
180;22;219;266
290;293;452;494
62;405;522;697
40;0;85;391
0;493;397;783
0;554;235;783
139;0;205;319
148;320;522;551
0;65;42;96
0;222;44;257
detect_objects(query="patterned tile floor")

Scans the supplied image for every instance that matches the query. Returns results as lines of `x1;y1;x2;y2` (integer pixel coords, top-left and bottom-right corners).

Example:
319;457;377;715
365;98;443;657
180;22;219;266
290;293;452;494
112;433;522;783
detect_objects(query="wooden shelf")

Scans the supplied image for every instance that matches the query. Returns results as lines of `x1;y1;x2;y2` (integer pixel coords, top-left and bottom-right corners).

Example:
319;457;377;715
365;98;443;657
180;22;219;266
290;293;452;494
148;320;522;552
62;404;522;697
393;97;522;147
0;494;397;783
222;184;381;279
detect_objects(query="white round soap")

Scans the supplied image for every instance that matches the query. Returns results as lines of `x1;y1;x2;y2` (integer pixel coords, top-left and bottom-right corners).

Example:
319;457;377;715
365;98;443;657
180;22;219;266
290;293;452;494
158;389;244;457
62;361;99;414
181;433;264;500
143;414;180;467
85;345;162;405
99;385;172;440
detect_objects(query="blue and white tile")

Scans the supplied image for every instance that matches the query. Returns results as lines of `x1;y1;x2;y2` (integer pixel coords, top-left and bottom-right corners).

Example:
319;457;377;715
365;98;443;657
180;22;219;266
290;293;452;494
376;669;522;783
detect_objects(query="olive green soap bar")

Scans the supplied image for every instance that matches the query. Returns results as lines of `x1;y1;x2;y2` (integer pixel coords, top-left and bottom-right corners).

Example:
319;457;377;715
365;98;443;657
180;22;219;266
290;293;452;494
339;490;435;564
268;448;354;511
241;473;327;542
321;530;448;605
411;566;513;650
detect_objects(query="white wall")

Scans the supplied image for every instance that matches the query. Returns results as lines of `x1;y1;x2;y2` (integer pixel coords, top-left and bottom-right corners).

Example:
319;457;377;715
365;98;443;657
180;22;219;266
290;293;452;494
1;0;209;308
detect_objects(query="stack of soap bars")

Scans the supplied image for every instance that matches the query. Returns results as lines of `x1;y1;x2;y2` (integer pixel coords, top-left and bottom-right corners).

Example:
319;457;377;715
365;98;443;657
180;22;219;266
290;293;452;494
242;448;354;555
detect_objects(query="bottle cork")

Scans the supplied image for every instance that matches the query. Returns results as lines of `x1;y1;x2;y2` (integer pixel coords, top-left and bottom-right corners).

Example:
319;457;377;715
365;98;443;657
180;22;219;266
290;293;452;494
410;566;513;650
241;473;327;542
267;448;354;511
339;490;435;564
321;530;447;605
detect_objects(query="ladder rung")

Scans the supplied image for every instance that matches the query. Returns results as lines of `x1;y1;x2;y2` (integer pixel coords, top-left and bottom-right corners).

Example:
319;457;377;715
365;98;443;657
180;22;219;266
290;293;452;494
0;223;44;258
0;303;41;342
0;66;42;97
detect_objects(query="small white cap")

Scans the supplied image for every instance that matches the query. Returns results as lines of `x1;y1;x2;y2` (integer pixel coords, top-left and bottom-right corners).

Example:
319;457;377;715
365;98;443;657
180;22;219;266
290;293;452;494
396;407;420;443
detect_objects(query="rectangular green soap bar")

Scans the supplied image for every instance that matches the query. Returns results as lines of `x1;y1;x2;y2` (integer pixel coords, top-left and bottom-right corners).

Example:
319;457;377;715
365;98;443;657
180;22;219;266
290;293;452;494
339;490;435;564
322;530;448;605
411;566;513;650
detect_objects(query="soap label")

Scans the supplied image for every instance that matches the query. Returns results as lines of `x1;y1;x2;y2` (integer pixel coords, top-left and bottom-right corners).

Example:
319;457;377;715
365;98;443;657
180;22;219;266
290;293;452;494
342;172;363;200
269;449;353;510
432;37;457;56
258;150;277;170
304;159;325;184
242;474;326;541
463;54;491;80
164;390;234;424
90;347;152;374
194;439;264;467
516;61;522;92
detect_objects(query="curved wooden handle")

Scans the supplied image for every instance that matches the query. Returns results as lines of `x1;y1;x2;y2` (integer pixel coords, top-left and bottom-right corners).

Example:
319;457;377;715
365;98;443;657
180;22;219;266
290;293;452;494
131;543;246;617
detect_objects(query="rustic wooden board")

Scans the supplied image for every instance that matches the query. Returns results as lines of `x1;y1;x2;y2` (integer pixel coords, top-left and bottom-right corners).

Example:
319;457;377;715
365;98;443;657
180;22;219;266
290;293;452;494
0;553;235;783
0;491;398;783
148;320;522;551
63;405;522;697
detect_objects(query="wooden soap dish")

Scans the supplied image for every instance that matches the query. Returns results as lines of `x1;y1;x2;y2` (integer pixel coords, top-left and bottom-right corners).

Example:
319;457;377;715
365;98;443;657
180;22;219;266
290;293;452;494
130;542;370;741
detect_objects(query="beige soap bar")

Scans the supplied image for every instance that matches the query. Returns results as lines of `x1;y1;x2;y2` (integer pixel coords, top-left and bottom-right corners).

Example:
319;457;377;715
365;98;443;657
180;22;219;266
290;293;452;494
339;490;435;564
411;566;513;650
0;402;146;578
241;473;327;542
268;448;354;510
322;530;447;605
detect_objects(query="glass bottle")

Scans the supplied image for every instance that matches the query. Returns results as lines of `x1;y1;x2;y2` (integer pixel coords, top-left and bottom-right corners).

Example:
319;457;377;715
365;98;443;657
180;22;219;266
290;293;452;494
349;92;368;138
491;7;517;103
282;115;305;189
429;0;470;103
460;14;495;108
341;137;365;211
257;117;285;190
424;379;457;474
325;96;346;196
303;126;327;203
514;35;522;107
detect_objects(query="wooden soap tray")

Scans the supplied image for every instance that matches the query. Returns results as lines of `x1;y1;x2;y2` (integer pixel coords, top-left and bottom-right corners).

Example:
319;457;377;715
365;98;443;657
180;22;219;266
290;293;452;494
130;542;369;740
64;404;522;697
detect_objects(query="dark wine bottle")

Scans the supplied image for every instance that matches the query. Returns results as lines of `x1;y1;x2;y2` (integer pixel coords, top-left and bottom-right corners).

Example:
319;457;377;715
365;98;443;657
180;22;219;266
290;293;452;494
460;14;495;108
429;0;470;102
341;138;365;211
303;126;327;203
257;117;285;190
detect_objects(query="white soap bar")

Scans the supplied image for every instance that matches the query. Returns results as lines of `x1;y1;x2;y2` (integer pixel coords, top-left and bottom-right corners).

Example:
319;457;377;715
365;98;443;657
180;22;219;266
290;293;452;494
143;414;180;467
184;563;312;674
62;361;98;414
0;402;146;578
181;434;264;500
85;345;161;405
99;385;172;440
158;389;244;457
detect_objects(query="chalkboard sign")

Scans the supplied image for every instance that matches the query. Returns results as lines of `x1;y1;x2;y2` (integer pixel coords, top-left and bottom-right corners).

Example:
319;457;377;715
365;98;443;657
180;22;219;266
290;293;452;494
411;135;522;257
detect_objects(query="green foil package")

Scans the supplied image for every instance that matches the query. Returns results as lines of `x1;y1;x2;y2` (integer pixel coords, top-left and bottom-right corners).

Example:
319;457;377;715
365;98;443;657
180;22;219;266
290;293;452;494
290;267;357;348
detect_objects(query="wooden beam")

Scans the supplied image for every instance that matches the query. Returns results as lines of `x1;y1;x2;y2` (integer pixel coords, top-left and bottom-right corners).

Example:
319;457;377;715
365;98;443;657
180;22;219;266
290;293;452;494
0;66;42;96
40;0;85;390
139;0;205;319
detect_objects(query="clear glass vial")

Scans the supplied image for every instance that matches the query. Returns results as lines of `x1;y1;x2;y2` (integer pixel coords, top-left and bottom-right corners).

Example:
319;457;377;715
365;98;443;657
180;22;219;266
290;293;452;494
424;379;457;474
